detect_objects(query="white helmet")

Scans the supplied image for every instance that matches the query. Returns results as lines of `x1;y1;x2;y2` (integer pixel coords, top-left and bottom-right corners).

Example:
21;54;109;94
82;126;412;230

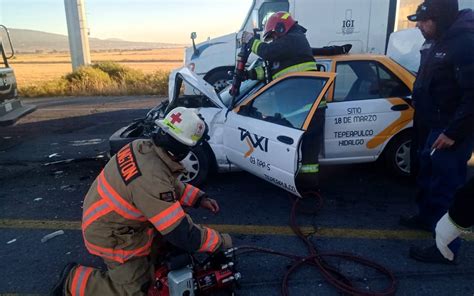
156;107;207;146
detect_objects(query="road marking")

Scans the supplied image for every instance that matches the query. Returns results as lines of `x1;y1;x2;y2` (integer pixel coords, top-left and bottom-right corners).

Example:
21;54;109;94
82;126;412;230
1;218;473;241
40;107;145;111
0;294;42;296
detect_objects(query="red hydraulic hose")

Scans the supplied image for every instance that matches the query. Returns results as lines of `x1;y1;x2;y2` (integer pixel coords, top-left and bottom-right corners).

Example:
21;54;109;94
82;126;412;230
236;192;398;296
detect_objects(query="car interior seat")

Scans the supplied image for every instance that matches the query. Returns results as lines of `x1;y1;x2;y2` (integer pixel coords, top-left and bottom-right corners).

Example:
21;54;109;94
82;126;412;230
345;64;380;101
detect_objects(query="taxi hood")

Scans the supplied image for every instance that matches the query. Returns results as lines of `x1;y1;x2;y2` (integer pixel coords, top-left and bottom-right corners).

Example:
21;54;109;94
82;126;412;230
168;67;225;109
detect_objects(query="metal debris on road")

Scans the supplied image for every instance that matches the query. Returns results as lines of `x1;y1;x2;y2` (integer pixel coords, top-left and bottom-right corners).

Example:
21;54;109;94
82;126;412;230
41;230;65;243
33;198;43;202
69;139;104;146
48;153;60;158
60;185;75;192
7;239;17;244
43;159;74;166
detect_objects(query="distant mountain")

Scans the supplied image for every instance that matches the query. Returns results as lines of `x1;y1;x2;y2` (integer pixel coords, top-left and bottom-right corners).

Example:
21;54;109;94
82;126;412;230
7;28;184;53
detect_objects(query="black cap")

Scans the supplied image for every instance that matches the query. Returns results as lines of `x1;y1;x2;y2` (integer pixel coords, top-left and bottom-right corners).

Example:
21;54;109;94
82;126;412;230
408;3;432;22
407;0;458;22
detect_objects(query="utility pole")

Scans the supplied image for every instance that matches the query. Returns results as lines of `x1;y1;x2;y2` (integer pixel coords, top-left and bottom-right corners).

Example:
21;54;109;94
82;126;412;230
64;0;91;71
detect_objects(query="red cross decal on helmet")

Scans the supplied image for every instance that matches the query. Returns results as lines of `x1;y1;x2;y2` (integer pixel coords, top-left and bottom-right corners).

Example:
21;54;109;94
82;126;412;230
170;113;182;124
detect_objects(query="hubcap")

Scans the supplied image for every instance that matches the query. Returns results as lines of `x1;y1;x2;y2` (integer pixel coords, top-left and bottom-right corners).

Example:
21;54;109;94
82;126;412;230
395;140;411;174
179;151;200;183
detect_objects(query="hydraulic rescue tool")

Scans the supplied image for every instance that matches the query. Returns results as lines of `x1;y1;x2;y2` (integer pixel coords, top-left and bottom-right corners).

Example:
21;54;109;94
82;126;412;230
148;249;239;296
228;39;252;98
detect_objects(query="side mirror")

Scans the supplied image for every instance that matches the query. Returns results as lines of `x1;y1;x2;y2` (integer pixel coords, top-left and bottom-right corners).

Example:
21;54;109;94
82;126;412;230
190;32;198;55
0;25;15;62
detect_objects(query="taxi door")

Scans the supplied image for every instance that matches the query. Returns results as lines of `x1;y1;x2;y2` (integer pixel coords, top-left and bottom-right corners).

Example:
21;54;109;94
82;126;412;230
223;72;335;196
324;60;413;161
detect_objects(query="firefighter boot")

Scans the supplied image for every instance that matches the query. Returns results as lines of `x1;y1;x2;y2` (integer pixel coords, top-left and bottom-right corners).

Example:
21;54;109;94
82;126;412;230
50;262;78;296
409;245;459;265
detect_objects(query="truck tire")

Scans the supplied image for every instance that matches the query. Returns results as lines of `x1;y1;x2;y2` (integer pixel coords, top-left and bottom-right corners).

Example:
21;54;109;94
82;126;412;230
205;69;231;92
179;145;211;186
384;131;412;177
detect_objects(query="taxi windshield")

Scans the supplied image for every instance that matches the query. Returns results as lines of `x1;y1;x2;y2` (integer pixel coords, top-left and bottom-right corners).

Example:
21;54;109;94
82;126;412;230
219;80;263;107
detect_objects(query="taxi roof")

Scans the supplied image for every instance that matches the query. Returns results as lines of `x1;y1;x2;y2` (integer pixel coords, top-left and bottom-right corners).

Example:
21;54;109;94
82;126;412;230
314;54;389;62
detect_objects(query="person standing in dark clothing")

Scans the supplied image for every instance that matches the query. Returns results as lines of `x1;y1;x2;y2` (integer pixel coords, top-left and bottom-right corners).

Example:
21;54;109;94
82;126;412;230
242;11;326;193
399;0;474;264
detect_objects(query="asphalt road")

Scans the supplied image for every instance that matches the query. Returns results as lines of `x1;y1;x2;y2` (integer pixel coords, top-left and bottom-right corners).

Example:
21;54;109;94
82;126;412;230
0;96;473;296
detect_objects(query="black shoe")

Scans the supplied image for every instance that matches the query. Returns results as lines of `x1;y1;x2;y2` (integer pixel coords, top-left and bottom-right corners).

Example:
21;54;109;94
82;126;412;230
50;262;78;296
399;215;431;232
409;245;458;265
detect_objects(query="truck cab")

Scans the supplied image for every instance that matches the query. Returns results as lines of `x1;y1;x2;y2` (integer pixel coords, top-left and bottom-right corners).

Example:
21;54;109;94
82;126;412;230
0;25;36;126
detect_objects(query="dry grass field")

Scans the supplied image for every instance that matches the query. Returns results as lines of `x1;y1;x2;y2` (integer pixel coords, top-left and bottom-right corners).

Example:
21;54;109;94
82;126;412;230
11;48;185;85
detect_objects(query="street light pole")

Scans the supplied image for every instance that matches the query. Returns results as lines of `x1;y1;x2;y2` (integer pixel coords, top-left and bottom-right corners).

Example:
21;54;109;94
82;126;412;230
64;0;91;71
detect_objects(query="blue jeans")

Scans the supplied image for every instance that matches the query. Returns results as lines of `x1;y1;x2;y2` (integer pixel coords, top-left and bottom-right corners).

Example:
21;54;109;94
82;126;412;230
417;129;473;255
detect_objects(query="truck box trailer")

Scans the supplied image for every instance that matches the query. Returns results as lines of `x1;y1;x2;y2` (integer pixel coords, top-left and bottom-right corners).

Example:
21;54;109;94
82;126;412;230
184;0;397;90
184;0;474;91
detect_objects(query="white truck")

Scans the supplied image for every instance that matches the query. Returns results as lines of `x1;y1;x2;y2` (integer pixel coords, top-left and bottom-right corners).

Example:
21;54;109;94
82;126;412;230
0;25;36;126
184;0;399;90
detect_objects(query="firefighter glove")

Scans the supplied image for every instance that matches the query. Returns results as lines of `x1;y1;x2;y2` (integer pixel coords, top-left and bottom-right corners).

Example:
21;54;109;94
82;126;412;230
342;44;352;54
241;31;254;44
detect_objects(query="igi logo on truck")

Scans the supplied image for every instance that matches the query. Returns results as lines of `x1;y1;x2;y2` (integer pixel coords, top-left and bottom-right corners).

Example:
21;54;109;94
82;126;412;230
342;9;356;35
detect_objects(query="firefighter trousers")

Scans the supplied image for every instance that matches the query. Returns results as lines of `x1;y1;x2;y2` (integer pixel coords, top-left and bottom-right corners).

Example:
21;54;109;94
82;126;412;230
296;108;325;193
65;256;152;296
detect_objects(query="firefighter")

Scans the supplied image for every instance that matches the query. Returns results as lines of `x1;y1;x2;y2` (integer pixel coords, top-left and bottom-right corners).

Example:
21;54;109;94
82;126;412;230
51;107;232;295
242;11;317;81
242;11;325;192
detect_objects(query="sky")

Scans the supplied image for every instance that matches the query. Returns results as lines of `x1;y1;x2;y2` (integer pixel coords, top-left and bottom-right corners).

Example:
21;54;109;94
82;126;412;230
0;0;254;44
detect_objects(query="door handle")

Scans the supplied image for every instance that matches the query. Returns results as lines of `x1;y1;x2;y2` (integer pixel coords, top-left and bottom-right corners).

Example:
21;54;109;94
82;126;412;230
391;104;409;111
277;135;294;145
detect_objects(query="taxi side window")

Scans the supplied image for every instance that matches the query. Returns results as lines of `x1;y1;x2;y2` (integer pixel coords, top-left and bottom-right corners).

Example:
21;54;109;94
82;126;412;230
333;61;411;102
373;63;411;98
240;77;327;129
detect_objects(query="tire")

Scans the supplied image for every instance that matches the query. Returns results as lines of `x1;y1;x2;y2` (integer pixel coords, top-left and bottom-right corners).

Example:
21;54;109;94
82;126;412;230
384;131;412;177
178;145;211;186
205;69;232;92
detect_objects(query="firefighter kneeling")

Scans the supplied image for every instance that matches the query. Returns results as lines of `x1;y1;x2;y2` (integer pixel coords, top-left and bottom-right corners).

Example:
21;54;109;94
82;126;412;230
51;107;232;296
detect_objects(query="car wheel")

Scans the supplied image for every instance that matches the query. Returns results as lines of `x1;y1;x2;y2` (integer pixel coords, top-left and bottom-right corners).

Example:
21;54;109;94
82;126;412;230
384;132;411;177
205;70;231;92
179;145;210;186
